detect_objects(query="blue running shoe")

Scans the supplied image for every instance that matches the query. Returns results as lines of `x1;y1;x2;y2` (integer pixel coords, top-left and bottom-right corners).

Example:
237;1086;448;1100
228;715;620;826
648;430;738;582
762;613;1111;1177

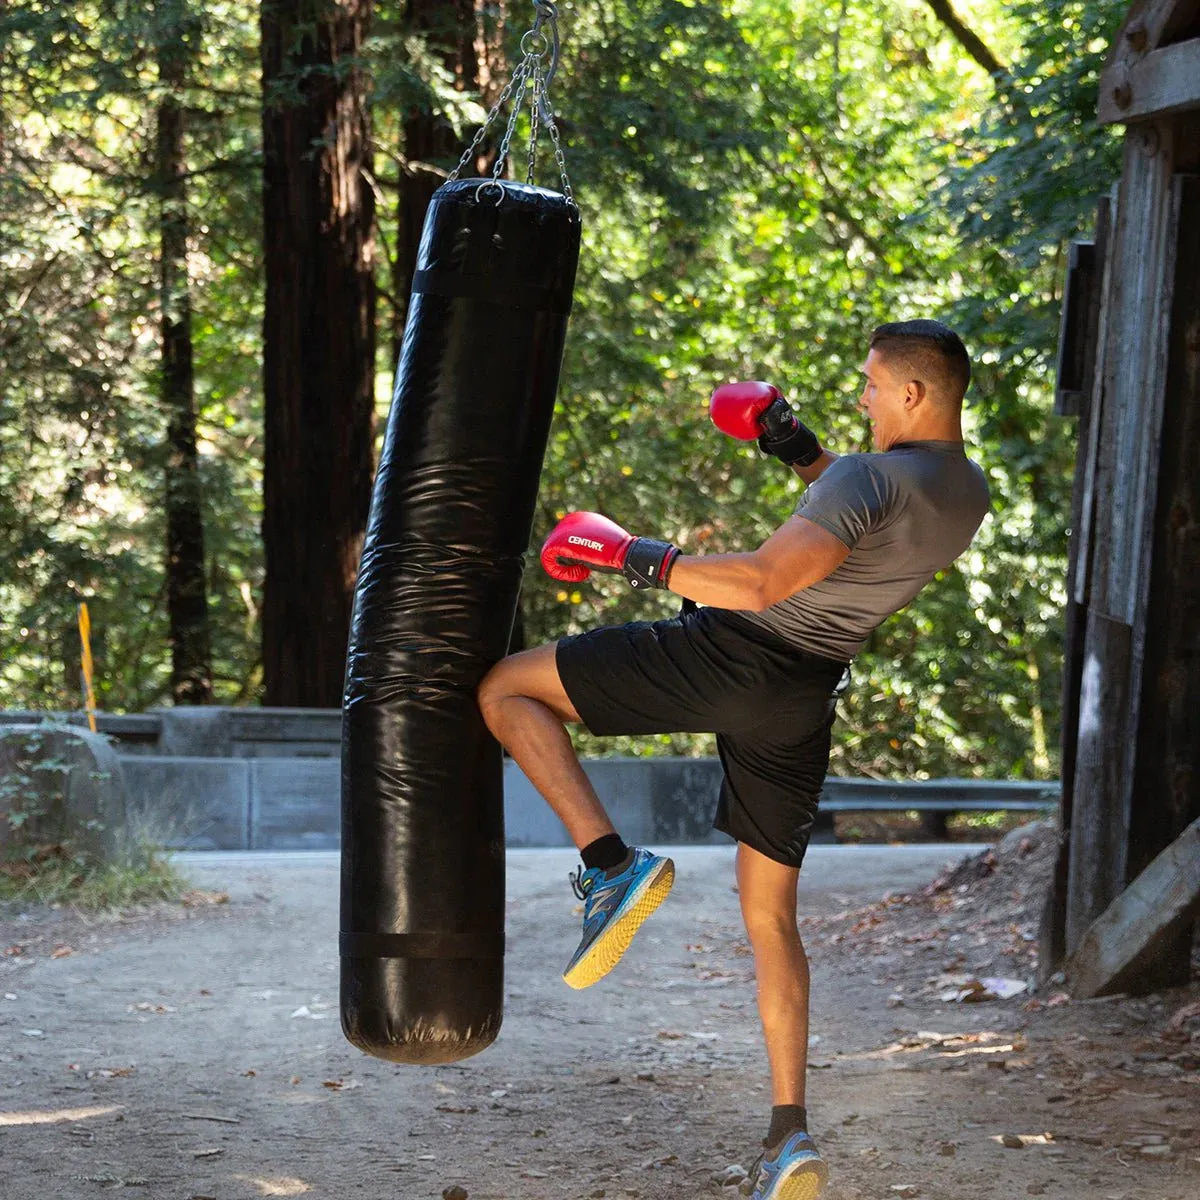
562;847;675;989
745;1131;828;1200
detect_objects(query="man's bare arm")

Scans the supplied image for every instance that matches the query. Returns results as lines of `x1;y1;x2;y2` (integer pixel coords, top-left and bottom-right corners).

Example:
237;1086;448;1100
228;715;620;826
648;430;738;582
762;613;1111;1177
667;515;851;611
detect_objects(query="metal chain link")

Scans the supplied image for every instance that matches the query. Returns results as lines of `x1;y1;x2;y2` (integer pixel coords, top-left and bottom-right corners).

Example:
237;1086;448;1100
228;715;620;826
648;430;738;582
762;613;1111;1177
525;58;543;186
447;0;575;210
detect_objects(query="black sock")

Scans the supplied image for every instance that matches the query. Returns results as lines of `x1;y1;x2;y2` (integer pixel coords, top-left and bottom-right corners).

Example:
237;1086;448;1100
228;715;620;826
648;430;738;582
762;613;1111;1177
765;1104;808;1150
580;833;629;872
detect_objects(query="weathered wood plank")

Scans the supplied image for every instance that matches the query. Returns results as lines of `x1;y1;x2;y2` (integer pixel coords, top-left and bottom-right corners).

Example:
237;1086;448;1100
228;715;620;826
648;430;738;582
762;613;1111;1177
1100;37;1200;125
1089;125;1179;626
1124;172;1200;989
1073;190;1117;608
1054;241;1097;416
1066;612;1134;954
1066;125;1183;956
1066;817;1200;997
1041;196;1112;981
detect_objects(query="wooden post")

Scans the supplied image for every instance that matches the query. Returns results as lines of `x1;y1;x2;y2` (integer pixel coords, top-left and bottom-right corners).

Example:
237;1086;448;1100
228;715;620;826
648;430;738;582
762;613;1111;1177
1123;172;1200;989
1065;121;1183;956
1067;817;1200;998
1039;198;1112;981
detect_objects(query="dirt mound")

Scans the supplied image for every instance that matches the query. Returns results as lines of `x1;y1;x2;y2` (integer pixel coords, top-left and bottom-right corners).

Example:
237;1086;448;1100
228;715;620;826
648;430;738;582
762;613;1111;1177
800;820;1059;994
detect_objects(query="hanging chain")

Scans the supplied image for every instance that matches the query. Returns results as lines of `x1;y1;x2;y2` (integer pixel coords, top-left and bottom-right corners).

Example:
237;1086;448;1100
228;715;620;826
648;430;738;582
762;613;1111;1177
447;0;575;210
525;57;543;186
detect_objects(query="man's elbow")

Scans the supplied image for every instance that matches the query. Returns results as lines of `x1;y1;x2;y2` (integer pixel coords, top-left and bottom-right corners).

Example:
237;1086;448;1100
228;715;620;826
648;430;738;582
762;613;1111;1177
748;565;788;612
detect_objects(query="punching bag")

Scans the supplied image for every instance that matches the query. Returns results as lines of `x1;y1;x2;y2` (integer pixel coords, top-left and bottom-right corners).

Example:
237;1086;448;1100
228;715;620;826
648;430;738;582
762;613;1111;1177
340;178;581;1063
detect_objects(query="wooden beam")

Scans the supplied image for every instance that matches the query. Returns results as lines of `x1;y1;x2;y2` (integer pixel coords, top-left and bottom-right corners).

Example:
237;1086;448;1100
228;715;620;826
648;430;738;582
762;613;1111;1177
1041;197;1113;983
1066;817;1200;997
1100;38;1200;124
1124;173;1200;989
1054;242;1096;416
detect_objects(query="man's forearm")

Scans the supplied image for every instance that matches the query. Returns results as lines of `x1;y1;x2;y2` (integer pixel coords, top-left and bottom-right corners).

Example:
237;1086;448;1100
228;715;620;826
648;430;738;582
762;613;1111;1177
791;448;839;485
668;551;767;612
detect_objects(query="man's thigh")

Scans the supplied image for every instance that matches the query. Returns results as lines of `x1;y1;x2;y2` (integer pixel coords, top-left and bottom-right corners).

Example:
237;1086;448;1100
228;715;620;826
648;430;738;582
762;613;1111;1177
479;643;583;724
555;615;740;737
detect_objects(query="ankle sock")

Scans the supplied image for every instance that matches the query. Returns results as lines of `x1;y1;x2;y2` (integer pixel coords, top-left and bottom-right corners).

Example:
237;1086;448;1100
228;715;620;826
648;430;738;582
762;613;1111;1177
580;833;629;872
765;1104;808;1150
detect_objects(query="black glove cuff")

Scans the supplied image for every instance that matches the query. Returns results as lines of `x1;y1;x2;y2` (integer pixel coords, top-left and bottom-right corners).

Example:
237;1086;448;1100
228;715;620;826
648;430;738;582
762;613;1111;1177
758;423;822;467
624;539;680;590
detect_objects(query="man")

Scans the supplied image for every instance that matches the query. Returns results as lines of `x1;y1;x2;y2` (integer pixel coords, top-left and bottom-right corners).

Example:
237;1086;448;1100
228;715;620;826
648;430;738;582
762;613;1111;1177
477;318;990;1200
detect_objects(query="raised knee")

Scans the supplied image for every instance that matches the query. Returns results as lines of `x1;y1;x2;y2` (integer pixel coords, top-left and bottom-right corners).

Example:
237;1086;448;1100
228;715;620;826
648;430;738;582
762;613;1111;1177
476;660;516;726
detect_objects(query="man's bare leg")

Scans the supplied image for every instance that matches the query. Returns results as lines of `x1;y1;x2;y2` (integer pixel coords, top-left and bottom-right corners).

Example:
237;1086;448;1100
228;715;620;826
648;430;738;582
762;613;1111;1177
736;841;809;1107
477;642;614;849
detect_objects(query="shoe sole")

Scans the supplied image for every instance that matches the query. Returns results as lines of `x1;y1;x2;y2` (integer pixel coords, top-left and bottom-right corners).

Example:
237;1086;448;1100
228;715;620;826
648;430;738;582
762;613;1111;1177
562;858;675;990
758;1157;829;1200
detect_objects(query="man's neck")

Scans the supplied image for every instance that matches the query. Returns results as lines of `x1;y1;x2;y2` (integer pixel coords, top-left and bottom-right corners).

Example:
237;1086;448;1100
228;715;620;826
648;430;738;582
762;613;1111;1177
888;421;963;448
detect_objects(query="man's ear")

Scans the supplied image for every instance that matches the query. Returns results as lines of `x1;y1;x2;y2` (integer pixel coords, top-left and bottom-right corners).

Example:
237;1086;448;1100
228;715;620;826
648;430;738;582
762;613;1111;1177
904;378;926;409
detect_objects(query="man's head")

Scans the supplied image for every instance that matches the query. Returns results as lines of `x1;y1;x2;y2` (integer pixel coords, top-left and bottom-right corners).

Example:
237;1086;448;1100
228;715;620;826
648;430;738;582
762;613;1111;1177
858;319;971;451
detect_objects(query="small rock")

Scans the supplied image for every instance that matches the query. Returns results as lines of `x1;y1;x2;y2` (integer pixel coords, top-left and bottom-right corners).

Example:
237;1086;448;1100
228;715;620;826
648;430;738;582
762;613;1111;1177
1138;1145;1174;1159
636;1071;656;1082
891;1187;920;1198
589;1191;605;1199
1001;1134;1025;1149
442;1188;468;1200
887;995;905;1008
1026;1184;1047;1195
938;1142;956;1157
712;1164;747;1186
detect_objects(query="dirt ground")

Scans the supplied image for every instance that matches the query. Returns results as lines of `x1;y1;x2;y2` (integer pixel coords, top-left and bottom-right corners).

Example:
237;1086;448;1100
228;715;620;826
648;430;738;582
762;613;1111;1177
1;827;1198;1200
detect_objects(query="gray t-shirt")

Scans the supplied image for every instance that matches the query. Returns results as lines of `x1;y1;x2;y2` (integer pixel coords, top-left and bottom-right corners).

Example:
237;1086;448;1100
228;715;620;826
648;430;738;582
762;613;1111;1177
735;440;990;662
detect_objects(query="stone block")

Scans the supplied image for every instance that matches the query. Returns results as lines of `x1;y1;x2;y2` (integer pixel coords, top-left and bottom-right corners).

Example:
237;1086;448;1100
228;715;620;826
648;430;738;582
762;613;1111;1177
250;758;341;849
120;757;250;851
0;723;129;864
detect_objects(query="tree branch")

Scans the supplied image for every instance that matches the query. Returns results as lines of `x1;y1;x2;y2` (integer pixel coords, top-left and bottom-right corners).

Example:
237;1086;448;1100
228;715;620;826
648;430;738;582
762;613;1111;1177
921;0;1008;79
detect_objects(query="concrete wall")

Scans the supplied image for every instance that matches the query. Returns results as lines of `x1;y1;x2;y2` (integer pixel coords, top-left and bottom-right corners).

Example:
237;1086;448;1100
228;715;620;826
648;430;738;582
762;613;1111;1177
118;754;1057;852
120;756;732;852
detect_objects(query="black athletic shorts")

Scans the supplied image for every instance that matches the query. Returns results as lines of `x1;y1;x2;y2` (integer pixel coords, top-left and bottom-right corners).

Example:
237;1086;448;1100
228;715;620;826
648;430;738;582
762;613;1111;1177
555;605;850;868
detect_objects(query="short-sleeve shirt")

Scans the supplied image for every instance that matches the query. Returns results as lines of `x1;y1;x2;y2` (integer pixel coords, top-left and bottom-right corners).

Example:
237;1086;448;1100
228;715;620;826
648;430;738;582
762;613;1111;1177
733;440;991;662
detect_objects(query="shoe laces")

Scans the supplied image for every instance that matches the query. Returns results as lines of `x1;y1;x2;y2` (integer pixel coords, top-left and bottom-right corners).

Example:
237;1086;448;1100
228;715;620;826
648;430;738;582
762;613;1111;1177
739;1152;764;1198
569;865;593;901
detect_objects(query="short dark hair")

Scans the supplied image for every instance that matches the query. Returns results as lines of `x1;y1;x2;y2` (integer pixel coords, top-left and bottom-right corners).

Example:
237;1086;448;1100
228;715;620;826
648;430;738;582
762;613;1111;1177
868;319;971;405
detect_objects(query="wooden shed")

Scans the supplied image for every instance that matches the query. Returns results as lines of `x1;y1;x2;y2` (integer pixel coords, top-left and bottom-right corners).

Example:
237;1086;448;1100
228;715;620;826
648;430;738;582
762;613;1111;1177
1046;0;1200;996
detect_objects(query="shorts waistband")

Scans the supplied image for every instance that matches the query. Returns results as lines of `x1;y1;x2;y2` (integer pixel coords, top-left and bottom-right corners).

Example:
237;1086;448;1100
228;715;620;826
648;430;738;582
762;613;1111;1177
696;607;851;672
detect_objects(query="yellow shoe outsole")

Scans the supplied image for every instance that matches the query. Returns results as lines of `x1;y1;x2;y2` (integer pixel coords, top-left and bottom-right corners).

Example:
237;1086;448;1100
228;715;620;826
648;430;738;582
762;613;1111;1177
763;1159;828;1200
562;858;675;990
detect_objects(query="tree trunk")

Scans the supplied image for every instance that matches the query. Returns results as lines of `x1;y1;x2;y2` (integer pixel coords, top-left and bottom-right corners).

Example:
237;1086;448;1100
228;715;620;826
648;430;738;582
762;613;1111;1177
157;0;214;705
260;0;377;707
392;0;500;365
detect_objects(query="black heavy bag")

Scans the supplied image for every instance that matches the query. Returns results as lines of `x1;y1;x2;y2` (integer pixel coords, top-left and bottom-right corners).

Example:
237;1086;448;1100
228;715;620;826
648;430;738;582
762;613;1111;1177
340;179;581;1064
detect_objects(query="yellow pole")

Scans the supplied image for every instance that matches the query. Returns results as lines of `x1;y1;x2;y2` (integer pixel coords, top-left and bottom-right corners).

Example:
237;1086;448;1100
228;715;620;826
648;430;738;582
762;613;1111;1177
77;602;97;733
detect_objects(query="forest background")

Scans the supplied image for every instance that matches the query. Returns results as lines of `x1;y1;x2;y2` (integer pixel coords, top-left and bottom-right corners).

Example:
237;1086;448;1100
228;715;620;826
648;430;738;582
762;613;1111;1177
0;0;1126;780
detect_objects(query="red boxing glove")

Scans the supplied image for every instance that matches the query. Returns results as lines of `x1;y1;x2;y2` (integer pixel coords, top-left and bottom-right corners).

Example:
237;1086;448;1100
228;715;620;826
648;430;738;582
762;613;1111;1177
709;380;822;467
541;512;680;591
709;380;785;440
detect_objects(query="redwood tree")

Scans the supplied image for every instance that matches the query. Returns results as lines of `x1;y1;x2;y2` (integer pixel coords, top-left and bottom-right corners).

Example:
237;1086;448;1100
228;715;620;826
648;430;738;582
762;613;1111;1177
156;0;214;704
260;0;377;706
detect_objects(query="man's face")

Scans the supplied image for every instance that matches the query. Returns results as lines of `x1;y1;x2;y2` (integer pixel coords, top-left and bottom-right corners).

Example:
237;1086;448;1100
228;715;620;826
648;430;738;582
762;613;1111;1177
857;348;910;451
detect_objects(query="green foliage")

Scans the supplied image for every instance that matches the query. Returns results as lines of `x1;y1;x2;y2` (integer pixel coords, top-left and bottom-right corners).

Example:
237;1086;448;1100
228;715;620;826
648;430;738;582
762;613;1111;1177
1;0;1128;778
0;851;187;911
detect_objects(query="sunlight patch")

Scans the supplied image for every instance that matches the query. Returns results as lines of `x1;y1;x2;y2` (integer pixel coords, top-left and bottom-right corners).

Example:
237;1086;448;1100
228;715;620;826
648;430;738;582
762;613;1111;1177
0;1104;122;1126
235;1177;311;1197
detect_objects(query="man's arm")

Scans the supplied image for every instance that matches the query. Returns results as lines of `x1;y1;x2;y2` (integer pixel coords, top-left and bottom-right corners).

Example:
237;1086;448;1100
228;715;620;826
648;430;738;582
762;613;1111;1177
791;448;840;486
667;515;850;612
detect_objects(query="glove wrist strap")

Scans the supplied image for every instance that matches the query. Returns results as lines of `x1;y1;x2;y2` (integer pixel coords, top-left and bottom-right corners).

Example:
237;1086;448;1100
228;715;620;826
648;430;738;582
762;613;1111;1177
624;539;680;590
759;426;822;467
